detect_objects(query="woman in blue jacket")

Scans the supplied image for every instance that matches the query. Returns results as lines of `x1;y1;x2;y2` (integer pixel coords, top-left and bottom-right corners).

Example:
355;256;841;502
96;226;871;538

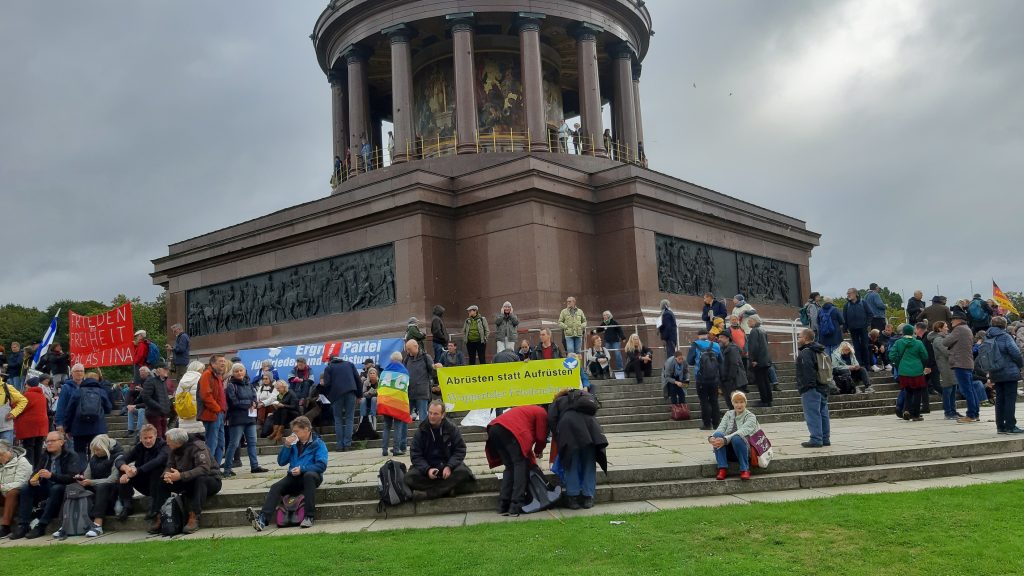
246;415;328;531
222;363;269;477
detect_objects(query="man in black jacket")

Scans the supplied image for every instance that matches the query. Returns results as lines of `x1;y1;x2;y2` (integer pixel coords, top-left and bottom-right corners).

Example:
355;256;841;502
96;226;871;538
139;363;172;438
716;331;748;410
11;431;82;540
116;424;169;520
405;401;474;499
431;305;449;360
906;290;926;325
321;356;361;451
796;329;830;449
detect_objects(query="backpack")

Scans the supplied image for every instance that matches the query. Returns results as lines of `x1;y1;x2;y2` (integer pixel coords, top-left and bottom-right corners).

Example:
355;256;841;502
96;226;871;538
59;484;94;536
275;494;306;527
696;349;721;387
174;383;197;420
519;465;562;514
818;308;837;338
974;337;1005;376
815;352;834;386
160;495;185;536
832;369;855;394
799;304;812;327
78;388;104;423
352;415;380;441
968;300;989;323
376;460;413;515
146;341;161;365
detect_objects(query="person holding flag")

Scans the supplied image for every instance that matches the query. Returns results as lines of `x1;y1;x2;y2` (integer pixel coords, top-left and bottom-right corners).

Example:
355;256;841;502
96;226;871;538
377;351;412;457
28;311;60;381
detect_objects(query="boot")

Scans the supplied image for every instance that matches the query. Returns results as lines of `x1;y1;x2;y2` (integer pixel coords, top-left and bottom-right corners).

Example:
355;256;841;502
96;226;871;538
269;425;283;442
183;512;200;534
147;517;162;535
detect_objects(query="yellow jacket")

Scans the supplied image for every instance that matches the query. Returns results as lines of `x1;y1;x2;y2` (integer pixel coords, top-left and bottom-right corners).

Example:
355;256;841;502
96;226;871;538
0;379;29;421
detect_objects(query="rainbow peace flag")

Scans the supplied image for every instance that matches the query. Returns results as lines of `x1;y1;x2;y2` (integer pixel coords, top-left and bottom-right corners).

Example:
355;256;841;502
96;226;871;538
993;280;1019;316
377;362;412;423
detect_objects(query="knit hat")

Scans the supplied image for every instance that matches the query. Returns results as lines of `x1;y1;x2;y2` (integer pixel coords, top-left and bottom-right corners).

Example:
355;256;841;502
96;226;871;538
734;294;745;302
26;377;40;387
902;324;915;335
502;301;512;308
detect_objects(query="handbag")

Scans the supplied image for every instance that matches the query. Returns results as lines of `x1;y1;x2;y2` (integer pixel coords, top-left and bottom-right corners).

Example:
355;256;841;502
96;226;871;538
670;403;691;421
747;428;774;468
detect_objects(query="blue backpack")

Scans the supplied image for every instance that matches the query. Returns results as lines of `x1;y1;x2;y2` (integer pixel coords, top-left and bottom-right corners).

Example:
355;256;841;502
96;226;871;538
799;304;812;327
146;340;161;365
78;388;104;423
968;300;989;323
974;337;1005;376
818;308;837;337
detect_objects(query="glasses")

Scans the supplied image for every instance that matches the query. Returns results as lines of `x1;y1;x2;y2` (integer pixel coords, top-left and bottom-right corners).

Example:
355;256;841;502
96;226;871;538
44;439;62;444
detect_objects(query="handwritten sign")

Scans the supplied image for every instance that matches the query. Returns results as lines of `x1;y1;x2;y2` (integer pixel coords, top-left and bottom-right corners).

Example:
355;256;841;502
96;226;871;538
69;302;135;367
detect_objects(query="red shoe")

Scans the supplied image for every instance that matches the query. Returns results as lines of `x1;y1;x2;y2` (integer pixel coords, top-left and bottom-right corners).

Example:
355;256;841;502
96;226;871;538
740;470;751;481
715;468;728;481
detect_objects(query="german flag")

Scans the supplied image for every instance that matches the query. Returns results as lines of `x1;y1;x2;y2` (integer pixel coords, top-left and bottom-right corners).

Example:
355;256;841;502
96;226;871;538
377;362;412;423
993;280;1020;316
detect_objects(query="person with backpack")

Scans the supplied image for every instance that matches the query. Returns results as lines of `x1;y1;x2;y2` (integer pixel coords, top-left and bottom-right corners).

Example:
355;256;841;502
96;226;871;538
174;361;207;436
686;329;722;430
404;401;475;500
716;331;748;410
548;388;607;510
10;431;82;540
485;405;548;517
54;364;85;435
890;323;931;421
662;349;689;419
58;434;125;538
796;328;831;448
66;371;113;467
746;315;773;407
801;292;822;334
816;300;845;356
150;428;222;535
139;363;172;439
981;316;1024;434
246;415;328;531
116;423;169;521
967;294;994;333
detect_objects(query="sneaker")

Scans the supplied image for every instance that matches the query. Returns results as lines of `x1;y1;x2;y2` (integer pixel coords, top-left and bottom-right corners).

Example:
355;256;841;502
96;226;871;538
822;440;831;446
564;495;581;510
222;470;237;478
801;442;823;448
9;525;27;540
25;525;45;540
1009;428;1024;434
871;365;882;372
981;401;994;407
863;386;876;394
902;411;911;421
52;528;67;539
884;364;892;371
957;417;979;424
85;523;103;538
740;470;751;481
300;517;314;529
581;496;594;509
246;507;266;532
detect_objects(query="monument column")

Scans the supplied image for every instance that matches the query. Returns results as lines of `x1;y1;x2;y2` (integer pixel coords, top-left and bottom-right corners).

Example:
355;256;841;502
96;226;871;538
570;23;607;158
328;69;348;166
516;13;548;152
383;24;416;163
611;43;638;161
447;13;478;154
632;61;645;150
344;45;372;173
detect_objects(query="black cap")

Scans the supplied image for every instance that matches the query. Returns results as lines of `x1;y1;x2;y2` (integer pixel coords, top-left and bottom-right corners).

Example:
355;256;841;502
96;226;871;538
363;358;375;365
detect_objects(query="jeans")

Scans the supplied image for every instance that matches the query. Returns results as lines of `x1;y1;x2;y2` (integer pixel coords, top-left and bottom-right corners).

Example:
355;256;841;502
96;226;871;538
712;431;750;471
562;448;596;497
824;344;839;357
696;383;720;428
260;472;322;519
954;368;979;419
800;389;830;445
768;364;778;385
606;343;623;370
203;412;226;466
331;392;357;449
942;386;958;417
381;416;408;455
565;336;583;355
411;398;429;422
127;407;147;432
896;388;905;414
17;481;65;527
994;381;1017;432
849;329;870;376
667;384;686;404
0;430;12;444
359;396;377;421
466;341;486;365
7;376;22;392
224;423;260;472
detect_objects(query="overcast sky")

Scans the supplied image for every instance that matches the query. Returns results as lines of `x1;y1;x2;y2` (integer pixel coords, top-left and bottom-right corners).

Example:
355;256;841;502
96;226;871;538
2;0;1022;311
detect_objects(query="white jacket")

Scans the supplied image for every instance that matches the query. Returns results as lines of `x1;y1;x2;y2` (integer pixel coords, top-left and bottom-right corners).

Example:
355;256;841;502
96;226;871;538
0;446;32;495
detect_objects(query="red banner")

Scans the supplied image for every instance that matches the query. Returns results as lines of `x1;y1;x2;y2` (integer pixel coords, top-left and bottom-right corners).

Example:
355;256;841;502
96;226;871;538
69;302;136;367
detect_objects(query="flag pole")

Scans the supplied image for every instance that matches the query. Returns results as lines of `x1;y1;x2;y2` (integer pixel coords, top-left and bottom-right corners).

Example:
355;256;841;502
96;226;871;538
30;307;61;372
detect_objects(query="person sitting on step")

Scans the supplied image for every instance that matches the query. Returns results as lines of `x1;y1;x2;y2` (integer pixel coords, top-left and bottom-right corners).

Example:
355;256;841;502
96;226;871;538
247;416;328;531
57;434;125;538
0;439;32;539
405;401;475;499
662;348;689;412
831;341;872;394
268;380;299;442
708;391;759;481
149;428;222;535
622;334;653;384
117;424;168;521
11;430;82;540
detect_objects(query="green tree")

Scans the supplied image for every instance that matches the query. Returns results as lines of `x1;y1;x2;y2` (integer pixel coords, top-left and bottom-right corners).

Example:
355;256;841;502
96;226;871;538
0;304;48;346
1001;291;1023;322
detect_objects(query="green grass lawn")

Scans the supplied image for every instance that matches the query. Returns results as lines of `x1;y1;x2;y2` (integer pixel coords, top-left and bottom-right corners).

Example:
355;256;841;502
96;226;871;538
5;481;1024;575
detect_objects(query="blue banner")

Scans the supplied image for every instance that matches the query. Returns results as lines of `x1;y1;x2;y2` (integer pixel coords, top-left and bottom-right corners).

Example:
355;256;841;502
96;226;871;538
236;338;406;382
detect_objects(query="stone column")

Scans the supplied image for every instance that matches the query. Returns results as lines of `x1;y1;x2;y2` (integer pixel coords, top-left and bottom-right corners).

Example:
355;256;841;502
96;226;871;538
328;69;348;166
383;24;416;163
448;13;478;154
344;45;372;173
570;23;607;158
516;13;548;152
611;43;637;161
632;61;645;152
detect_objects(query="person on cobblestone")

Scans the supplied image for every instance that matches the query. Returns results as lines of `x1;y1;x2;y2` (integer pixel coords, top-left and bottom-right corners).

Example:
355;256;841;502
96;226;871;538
890;324;931;421
927;321;961;420
708;391;759;481
984;316;1024;434
944;311;980;423
796;328;830;448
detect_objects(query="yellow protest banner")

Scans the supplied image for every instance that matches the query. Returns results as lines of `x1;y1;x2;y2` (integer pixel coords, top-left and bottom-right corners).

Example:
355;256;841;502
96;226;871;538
437;357;581;410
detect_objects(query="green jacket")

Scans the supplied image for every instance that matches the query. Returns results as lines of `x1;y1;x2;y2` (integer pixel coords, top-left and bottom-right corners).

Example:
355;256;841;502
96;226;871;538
889;336;928;377
463;316;489;343
405;325;426;349
558;307;587;338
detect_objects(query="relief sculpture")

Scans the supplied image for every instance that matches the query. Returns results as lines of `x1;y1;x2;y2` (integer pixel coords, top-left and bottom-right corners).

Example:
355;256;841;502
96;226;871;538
186;244;396;336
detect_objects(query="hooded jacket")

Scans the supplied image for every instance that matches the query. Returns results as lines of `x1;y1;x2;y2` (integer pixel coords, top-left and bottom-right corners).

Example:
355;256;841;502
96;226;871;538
796;341;828;395
403;352;436;401
720;342;748;391
890;336;929;379
277;432;329;475
198;367;226;422
463;314;490;343
410;417;467;474
0;445;32;495
13;385;49;439
430;305;448;344
547;390;608;473
985;327;1024;383
165;436;219;482
66;378;113;437
927;332;956;388
942;323;975;370
494;310;520;343
224;376;257;426
139;374;170;417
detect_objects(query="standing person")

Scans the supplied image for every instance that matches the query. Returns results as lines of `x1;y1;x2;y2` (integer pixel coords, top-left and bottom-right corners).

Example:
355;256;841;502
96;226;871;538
731;295;757;335
222;363;269;477
531;328;564;360
968;294;994;334
485;405;548;517
403;339;437;422
131;330;151;384
0;378;27;444
430;305;449;361
494;301;519;353
864;283;888;332
358;369;378;428
463;305;490;365
843;288;872;375
166;324;190;381
360;135;371;171
727;315;748;366
595;311;625;370
387;130;395;163
14;377;49;465
6;342;24;391
139;363;172;439
151;428;222;535
0;439;32;539
558;296;587;355
983;317;1024;434
548;388;606;510
246;415;328;531
890;324;931;421
686;329;722;430
603;128;613;158
66;371;113;466
40;343;71;390
944;312;980;424
10;431;81;540
198;355;228;468
320;354;362;452
702;293;727;331
815;301;844;356
906;290;926;325
717;331;747;410
795;329;830;448
928;321;960;420
571;122;581;154
623;334;654;383
54;364;85;435
332;154;342;185
378;352;412;456
658;299;678;358
921;296;952;331
405;317;427;351
801;293;822;334
558;120;569;153
746;315;773;407
662;349;689;412
708;391;758;481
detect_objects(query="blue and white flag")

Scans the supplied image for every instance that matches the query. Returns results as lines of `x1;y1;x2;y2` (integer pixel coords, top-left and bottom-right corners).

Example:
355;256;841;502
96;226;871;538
31;310;60;370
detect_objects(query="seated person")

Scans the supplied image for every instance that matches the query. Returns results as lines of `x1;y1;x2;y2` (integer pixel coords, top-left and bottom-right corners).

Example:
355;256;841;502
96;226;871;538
438;341;466;367
516;339;533;361
117;423;169;520
359;368;379;426
149;428;222;535
247;416;328;531
1;440;33;539
583;335;611;379
623;334;654;384
268;379;299;442
11;431;82;540
59;434;125;538
405;401;475;499
530;329;563;360
662;348;689;406
708;391;759;481
831;342;872;394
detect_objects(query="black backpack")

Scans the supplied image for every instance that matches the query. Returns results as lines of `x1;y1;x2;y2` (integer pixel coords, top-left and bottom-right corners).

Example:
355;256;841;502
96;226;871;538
352;415;380;441
377;460;412;515
78;388;104;423
159;495;185;536
520;465;562;514
697;349;721;387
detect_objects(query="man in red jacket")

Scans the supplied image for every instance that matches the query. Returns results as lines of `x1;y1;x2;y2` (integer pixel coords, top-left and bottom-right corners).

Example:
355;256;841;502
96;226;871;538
132;330;150;384
198;355;227;467
485;405;548;516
